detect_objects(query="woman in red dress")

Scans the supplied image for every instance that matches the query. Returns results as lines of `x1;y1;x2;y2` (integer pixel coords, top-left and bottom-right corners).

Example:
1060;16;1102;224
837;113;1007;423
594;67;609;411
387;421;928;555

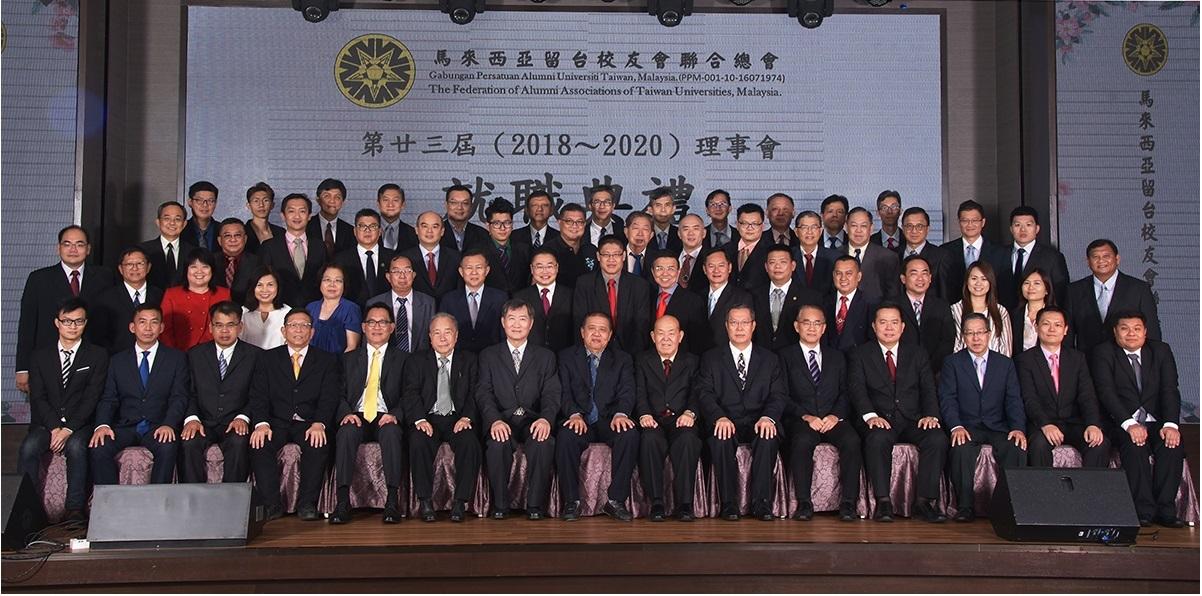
161;248;231;351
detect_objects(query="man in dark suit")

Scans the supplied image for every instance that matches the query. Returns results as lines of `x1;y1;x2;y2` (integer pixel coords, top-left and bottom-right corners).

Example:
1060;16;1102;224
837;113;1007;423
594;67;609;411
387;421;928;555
648;189;683;256
825;256;875;352
849;302;948;523
895;254;957;375
482;198;532;293
182;181;220;253
368;254;435;353
623;212;658;282
215;218;261;305
766;193;800;248
441;184;491;253
702;189;738;249
1092;311;1184;528
1066;239;1161;354
439;249;505;352
89;304;189;486
333;209;394;309
724;204;771;290
512;190;560;249
514;250;575;353
478;302;561;520
17;226;113;393
649;254;708;356
939;313;1027;522
330;304;407;524
900;207;954;301
545;203;598;284
844;207;901;303
675;214;708;295
791;211;838;298
404;211;463;300
870;190;904;252
307;178;356;260
141;201;195;290
635;316;702;521
94;247;163;354
779;305;860;522
556;312;640;521
696;304;786;521
753;245;822;351
180;302;260;484
998;206;1070;310
18;298;107;520
249;309;342;521
403;313;481;522
572;236;652;355
1015;306;1109;468
941;200;1010;300
377;183;419;252
586;185;626;246
819;195;849;250
701;250;753;354
258;193;326;308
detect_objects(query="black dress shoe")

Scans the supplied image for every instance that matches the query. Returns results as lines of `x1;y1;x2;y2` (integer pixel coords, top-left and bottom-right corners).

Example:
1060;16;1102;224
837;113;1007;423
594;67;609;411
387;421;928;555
382;502;402;524
527;508;544;521
754;504;775;522
953;507;975;523
676;504;695;522
603;499;633;522
263;504;284;522
450;500;466;523
419;499;437;522
791;502;814;521
720;503;740;521
873;499;894;522
838;502;857;522
1155;515;1186;529
561;500;581;521
916;499;947;523
648;503;667;522
297;504;321;521
328;501;352;524
491;509;508;520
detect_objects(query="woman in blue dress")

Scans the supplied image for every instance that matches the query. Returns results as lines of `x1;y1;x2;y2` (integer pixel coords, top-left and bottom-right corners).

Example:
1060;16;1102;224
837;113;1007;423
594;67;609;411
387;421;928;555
305;263;362;353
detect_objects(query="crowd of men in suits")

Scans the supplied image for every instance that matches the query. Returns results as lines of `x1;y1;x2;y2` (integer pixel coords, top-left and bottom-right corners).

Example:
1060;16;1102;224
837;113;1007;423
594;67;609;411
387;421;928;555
14;180;1186;528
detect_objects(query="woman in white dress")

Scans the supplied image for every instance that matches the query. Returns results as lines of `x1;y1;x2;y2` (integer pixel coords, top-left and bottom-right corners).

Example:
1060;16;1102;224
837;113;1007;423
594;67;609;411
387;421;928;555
950;261;1012;356
239;268;291;350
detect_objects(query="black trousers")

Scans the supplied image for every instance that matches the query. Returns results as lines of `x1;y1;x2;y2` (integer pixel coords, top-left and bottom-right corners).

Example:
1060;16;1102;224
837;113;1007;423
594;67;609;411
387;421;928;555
556;420;639;504
709;421;779;508
863;420;948;500
19;426;90;510
785;418;861;505
1113;422;1184;520
91;425;177;485
949;427;1026;509
250;421;330;509
409;414;480;502
1028;422;1111;468
637;415;702;507
336;414;404;496
179;423;250;483
486;417;555;510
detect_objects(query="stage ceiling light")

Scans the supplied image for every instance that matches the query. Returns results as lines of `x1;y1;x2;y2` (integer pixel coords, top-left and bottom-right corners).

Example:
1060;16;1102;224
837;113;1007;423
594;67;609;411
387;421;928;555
865;0;892;6
649;0;693;27
291;0;338;23
440;0;485;24
787;0;833;29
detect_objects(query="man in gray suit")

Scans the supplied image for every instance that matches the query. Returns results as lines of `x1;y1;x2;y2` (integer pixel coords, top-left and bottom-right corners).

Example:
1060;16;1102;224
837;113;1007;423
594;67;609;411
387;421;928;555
844;207;900;303
368;253;434;353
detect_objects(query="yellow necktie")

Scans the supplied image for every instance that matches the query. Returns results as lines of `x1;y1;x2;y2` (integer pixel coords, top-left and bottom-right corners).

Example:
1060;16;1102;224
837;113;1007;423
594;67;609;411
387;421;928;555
364;349;381;422
291;351;302;379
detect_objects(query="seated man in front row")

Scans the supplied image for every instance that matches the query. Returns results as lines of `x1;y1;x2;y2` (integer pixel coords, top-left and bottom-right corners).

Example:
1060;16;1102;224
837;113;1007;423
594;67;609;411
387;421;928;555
938;313;1027;523
331;303;407;524
556;312;640;522
1093;311;1185;528
90;304;189;488
19;298;108;521
695;304;786;522
249;309;341;521
848;301;948;523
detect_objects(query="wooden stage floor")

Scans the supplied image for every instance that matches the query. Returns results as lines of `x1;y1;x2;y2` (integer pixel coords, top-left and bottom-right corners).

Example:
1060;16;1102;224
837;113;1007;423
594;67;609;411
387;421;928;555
4;513;1199;592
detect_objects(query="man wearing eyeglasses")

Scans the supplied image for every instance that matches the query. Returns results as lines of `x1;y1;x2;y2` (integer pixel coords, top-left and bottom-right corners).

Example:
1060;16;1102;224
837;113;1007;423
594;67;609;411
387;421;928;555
367;254;435;353
870;191;904;253
18;298;108;522
16;225;113;394
702;189;739;249
482;198;532;293
722;204;771;290
334;209;394;310
215;217;261;304
587;185;626;246
572;236;652;354
440;184;490;253
899;207;954;302
790;211;838;297
94;246;163;355
182;181;220;252
544;203;598;284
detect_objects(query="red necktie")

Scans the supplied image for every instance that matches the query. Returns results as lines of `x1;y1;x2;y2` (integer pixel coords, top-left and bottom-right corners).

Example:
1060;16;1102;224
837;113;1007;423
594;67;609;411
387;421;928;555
885;350;897;383
804;253;814;286
607;278;618;321
540;287;551;315
663;358;672;378
426;251;438;287
679;254;693;289
323;222;336;260
887;237;896;250
69;270;80;297
656;291;670;319
225;256;238;288
836;296;848;334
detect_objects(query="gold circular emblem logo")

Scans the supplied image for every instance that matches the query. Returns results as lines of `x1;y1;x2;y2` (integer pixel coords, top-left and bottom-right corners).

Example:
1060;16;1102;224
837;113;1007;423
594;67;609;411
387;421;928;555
1123;23;1167;77
335;34;415;108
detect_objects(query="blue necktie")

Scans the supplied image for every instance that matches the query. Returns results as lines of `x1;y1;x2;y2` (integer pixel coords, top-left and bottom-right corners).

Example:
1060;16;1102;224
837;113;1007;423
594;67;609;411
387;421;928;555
218;350;229;380
586;354;600;425
139;350;151;389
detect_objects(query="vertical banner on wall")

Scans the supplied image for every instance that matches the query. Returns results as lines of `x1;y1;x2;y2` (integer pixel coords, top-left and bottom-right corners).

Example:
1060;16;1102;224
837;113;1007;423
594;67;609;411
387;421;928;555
1;0;81;423
1056;1;1199;421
